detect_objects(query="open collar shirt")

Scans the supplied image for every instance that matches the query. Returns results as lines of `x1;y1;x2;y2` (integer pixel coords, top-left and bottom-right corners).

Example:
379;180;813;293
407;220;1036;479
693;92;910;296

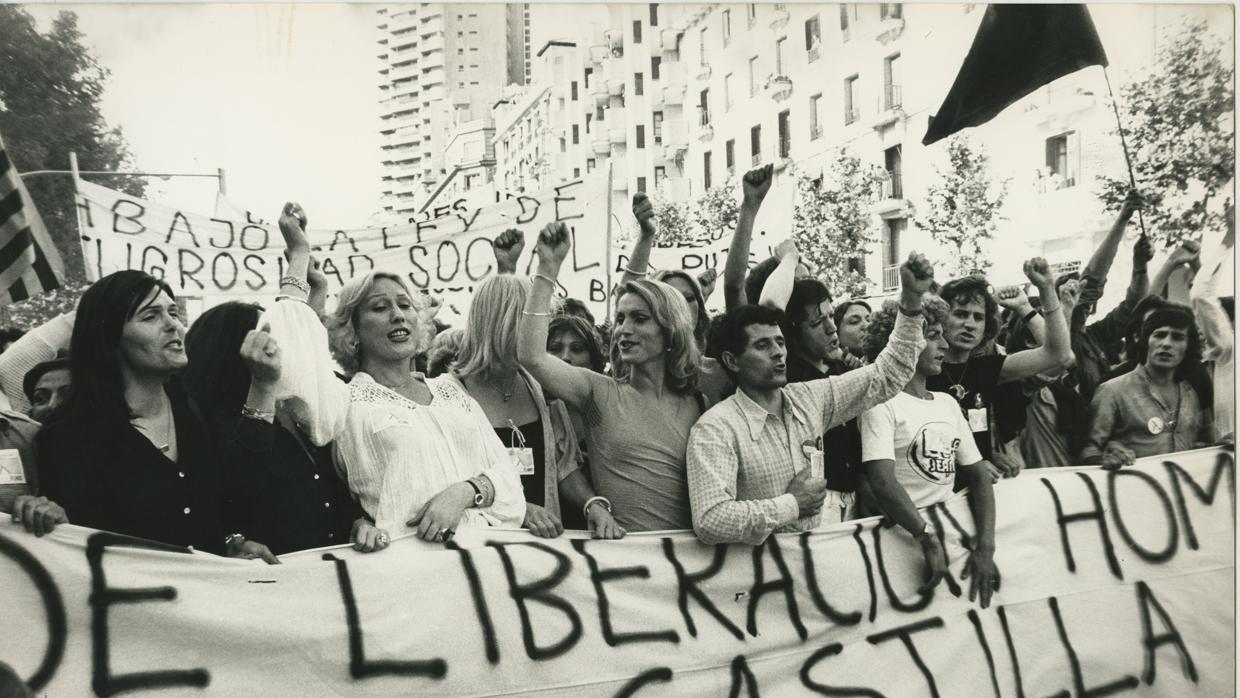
687;311;924;545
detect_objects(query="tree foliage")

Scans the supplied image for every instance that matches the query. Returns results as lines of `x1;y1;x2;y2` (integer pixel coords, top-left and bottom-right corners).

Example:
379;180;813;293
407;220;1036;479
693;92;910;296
919;136;1008;278
693;175;739;243
790;151;886;299
1097;17;1234;246
0;6;145;283
648;181;698;246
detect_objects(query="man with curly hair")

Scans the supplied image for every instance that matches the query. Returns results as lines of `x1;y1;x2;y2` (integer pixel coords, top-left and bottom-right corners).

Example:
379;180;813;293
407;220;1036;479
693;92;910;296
859;297;999;606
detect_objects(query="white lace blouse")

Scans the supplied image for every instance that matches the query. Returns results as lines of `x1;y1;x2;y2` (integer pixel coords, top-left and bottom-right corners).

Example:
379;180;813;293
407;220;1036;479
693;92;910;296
260;300;526;534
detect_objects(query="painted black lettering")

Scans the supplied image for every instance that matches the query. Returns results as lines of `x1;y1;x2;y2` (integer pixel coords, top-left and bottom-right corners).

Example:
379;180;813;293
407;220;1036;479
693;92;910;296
851;525;878;623
347;254;375;279
329;230;359;253
379;227;398;250
238;225;268;252
330;556;446;680
76;196;94;227
728;655;760;698
996;606;1030;698
966;609;1001;698
210;252;238;291
799;643;886;697
798;533;862;627
1164;454;1235;550
242;255;267;291
436;241;461;282
0;533;67;692
871;521;935;613
590;278;607;303
747;537;807;640
867;618;945;698
445;542;499;665
570;226;601;272
553;180;585;221
407;246;430;288
465;236;495;281
207;218;236;249
320;257;346;287
1041;475;1123;579
661;538;744;640
1135;581;1198;685
490;542;583;661
925;505;964;597
455;206;484;232
140;246;168;281
1047;595;1139;697
111;200;146;235
164;211;200;247
87;532;209;696
1108;469;1178;562
613;667;673;697
571;539;679;647
176;249;205;291
415;220;436;244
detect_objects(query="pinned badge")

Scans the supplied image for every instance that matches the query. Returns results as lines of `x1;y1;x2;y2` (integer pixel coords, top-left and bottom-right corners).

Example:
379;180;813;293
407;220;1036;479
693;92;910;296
1147;417;1165;435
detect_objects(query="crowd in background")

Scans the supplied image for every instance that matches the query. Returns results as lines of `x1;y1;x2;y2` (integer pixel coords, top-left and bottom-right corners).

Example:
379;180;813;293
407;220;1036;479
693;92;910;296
1;164;1232;606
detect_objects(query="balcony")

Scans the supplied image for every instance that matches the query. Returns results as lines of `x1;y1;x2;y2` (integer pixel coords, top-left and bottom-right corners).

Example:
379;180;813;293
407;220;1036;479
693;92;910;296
420;34;445;55
871;85;905;129
872;177;912;217
770;4;790;30
592;77;610;105
698;123;714;142
612;164;628;191
660;27;682;53
874;9;906;43
765;74;793;102
589;43;609;65
751;153;763;168
609;126;627;145
604;29;624;58
661;61;686;105
696;63;712;82
592;133;611;155
662;119;689;159
844;107;860;126
882;264;899;292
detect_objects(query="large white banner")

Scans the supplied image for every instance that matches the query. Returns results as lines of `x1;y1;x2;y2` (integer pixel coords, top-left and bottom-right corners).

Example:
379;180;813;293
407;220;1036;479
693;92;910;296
76;175;612;321
1;448;1232;695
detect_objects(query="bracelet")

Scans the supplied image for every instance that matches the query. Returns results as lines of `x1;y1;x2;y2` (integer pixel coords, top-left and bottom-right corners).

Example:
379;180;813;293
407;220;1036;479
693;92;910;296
1021;308;1039;324
897;304;923;318
583;496;612;520
224;532;246;547
522;310;553;317
533;273;558;286
274;294;309;305
623;265;647;275
1041;303;1062;315
241;405;276;422
279;275;311;294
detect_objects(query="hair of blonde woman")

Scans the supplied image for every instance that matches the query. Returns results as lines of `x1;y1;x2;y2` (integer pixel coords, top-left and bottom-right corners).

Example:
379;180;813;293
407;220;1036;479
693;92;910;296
325;271;434;375
454;274;531;383
427;328;465;378
651;269;709;350
610;278;701;394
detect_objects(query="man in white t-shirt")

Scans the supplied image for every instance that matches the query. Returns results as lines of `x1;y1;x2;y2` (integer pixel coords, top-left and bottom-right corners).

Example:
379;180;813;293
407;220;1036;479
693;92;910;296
860;297;999;607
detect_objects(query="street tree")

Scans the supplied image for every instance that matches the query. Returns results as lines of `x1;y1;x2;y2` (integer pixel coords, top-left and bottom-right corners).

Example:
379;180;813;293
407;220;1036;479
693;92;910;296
1097;17;1234;246
0;6;145;283
790;151;886;299
919;136;1008;277
648;182;698;246
693;175;739;243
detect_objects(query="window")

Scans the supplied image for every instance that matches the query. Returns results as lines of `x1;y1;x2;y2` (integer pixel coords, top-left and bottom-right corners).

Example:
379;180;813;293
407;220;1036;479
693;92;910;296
725;139;736;172
699;27;709;65
883;54;902;110
560;137;567;153
809;93;823;139
651;56;662;80
585;66;593;88
778;110;791;159
844;75;859;124
637;176;648;193
633;20;643;43
775;37;787;75
586;112;593;132
571;81;578;101
748;56;759;96
572;124;580;145
881;219;906;290
1045;132;1078;188
880;4;903;20
805;15;821;61
655;165;666;185
650;3;659;26
596;104;605;122
636;125;646;149
884;144;903;198
653;110;664;144
635;73;644;96
574;167;581;178
750;124;762;166
699;89;711;126
724;73;734;111
747;3;757;27
722;10;732;45
587;158;596;172
704;151;713;190
839;5;857;41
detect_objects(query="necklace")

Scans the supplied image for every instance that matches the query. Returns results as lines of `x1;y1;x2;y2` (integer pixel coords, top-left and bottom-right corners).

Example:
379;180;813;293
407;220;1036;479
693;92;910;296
942;359;970;401
502;371;518;402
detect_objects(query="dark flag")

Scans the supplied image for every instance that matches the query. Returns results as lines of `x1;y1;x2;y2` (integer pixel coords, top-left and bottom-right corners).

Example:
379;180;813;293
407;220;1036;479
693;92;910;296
0;131;65;304
922;4;1108;146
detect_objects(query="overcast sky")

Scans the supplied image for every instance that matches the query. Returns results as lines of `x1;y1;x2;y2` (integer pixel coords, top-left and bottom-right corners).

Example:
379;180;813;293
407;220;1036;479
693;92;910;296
23;3;1233;229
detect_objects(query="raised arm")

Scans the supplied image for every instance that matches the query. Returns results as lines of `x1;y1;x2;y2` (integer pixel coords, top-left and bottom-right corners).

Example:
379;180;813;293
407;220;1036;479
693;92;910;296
996;284;1045;346
621;194;657;284
493;228;526;275
516;222;599;411
723;165;773;311
1081;190;1143;286
758;239;800;310
999;258;1074;383
0;311;74;413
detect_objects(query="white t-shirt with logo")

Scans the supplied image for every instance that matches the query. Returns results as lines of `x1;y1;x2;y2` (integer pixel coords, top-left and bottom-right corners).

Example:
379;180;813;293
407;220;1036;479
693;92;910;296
860;391;983;508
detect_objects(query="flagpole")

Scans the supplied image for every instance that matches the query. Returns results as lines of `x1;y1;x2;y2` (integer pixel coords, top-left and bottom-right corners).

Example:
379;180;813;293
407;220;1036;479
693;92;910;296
604;161;614;323
68;151;99;283
1102;66;1149;239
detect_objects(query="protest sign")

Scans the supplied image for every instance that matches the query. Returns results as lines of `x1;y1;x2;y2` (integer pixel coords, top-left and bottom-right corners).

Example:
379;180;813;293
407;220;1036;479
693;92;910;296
1;448;1232;695
75;174;611;321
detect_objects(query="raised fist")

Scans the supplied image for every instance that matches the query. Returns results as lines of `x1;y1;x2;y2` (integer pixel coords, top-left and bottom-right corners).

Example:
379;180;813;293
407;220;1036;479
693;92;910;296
1120;189;1145;217
1022;257;1052;289
1133;235;1154;267
278;202;309;252
1166;239;1201;269
774;238;799;262
996;285;1030;312
493;228;526;274
535;222;572;269
742;164;774;206
1057;278;1081;312
239;323;281;389
899;251;935;297
632;193;656;237
697;267;719;300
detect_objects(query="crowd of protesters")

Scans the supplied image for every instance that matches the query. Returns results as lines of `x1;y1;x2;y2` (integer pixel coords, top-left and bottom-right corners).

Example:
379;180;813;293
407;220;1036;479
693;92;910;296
1;165;1231;607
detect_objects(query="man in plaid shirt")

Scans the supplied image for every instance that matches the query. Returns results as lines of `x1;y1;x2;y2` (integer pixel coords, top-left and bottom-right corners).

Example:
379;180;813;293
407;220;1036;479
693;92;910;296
686;253;934;545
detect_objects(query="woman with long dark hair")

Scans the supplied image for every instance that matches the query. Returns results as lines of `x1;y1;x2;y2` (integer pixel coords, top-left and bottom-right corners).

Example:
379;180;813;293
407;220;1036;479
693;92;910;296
12;271;277;562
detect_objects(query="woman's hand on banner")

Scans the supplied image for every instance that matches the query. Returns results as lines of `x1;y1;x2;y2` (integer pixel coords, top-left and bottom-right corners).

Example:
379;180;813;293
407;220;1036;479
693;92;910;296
10;495;68;536
1101;443;1137;470
351;518;391;553
962;543;1000;609
406;484;471;543
228;539;280;565
587;504;626;540
917;534;948;595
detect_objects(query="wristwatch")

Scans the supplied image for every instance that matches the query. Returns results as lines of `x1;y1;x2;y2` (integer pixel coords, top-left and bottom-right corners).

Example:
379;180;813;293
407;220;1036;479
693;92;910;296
224;532;246;548
465;479;485;507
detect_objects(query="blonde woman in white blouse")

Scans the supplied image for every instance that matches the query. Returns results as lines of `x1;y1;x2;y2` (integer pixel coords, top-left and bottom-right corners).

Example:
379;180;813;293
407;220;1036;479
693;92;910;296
255;204;525;551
